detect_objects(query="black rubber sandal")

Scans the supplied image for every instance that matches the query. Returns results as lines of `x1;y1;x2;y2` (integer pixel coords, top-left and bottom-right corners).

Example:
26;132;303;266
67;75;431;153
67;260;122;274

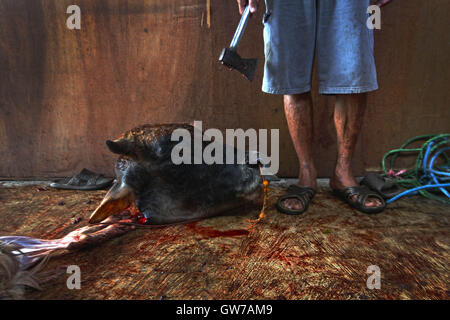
50;168;114;190
332;185;386;214
360;172;404;199
276;185;316;215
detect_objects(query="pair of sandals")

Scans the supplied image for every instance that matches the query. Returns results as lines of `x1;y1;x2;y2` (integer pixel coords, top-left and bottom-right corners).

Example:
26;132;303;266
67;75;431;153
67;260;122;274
276;173;400;215
49;168;114;190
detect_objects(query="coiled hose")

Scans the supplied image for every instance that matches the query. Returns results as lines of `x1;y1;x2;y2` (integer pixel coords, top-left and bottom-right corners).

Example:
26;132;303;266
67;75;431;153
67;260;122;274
382;134;450;204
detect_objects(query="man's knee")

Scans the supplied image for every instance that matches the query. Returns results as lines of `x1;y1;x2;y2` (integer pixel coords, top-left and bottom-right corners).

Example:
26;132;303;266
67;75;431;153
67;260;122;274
335;93;367;106
284;92;312;108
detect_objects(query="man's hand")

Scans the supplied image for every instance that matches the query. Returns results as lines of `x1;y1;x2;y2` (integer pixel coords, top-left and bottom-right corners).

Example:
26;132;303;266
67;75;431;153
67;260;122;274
375;0;393;7
237;0;259;15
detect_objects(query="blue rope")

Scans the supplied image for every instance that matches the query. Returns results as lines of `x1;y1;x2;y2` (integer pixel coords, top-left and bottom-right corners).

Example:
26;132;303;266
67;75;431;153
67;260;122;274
427;147;450;198
387;184;450;204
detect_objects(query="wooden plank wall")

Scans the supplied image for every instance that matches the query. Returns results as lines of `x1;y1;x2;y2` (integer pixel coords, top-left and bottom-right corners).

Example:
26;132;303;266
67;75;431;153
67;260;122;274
0;0;449;178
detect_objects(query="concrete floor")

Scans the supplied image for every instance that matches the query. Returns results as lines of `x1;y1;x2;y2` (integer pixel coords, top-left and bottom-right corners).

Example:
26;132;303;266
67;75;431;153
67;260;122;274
0;180;449;299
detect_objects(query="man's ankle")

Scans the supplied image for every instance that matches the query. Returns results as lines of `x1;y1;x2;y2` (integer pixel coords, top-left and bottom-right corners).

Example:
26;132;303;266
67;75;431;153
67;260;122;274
298;169;318;189
330;169;358;188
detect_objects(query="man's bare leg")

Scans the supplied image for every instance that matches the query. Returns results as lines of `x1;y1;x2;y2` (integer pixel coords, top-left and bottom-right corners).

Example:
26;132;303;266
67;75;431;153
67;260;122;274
281;93;317;211
330;93;382;207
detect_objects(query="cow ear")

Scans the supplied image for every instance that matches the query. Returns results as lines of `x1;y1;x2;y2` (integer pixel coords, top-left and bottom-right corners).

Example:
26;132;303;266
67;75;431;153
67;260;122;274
106;139;129;155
